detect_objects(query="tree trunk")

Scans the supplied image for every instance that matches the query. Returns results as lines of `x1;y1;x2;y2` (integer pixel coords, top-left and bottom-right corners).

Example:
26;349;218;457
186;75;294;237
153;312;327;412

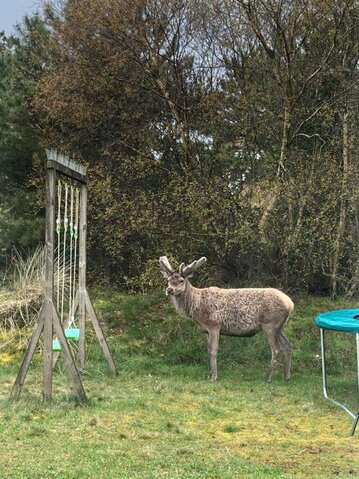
281;158;316;287
259;100;291;242
347;201;359;297
331;109;349;297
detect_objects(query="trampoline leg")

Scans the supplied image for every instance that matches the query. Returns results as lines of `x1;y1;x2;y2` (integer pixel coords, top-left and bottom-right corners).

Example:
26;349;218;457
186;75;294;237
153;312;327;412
320;328;329;398
353;334;359;436
320;328;357;434
350;413;359;436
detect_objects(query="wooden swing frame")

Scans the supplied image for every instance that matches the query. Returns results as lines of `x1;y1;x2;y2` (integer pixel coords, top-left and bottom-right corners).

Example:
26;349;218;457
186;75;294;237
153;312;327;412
10;150;117;404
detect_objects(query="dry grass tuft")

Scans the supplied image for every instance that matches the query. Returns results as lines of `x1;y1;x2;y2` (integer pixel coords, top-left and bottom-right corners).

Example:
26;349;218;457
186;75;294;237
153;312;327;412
0;246;71;330
0;246;46;328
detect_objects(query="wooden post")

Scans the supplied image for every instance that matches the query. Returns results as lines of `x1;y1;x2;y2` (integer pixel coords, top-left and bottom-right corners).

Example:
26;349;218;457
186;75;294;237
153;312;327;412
43;166;56;401
78;183;87;369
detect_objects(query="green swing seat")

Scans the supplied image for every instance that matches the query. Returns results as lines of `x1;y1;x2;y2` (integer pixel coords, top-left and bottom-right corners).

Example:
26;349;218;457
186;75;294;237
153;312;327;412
52;328;80;351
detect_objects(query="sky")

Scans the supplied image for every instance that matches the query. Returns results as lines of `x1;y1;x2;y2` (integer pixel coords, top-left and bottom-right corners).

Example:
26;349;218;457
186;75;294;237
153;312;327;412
0;0;39;35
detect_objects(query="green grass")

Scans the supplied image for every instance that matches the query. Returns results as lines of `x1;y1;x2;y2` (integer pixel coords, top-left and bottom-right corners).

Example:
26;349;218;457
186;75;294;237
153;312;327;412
0;291;358;479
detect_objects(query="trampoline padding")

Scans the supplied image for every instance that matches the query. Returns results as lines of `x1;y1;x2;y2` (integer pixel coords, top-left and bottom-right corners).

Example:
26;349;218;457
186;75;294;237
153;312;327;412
315;309;359;333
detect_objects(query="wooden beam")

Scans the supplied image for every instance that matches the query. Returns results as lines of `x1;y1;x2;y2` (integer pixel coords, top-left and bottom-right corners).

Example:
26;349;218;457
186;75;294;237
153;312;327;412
10;304;45;401
78;183;87;369
52;304;87;404
46;150;87;182
85;290;117;376
43;301;53;401
43;166;56;401
46;160;87;184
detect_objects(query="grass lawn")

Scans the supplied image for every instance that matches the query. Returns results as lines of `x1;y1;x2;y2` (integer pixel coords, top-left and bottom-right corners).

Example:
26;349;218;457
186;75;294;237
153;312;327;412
0;291;358;479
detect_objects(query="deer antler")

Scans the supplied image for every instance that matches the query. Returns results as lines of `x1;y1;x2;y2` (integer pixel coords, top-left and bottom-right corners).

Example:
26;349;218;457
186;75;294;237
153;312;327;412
181;257;207;277
159;256;175;275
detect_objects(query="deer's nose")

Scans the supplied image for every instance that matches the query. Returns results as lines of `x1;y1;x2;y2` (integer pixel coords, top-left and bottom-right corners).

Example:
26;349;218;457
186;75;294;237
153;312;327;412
166;287;174;295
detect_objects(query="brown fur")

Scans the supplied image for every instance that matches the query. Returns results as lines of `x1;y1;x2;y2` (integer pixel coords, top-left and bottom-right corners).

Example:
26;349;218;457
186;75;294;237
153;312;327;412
163;266;294;382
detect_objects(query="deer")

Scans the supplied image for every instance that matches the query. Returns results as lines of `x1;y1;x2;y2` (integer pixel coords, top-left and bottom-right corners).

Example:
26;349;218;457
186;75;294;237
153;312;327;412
159;256;294;382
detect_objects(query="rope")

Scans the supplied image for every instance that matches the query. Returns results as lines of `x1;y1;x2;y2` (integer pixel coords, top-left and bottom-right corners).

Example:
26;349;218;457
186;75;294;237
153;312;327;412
56;180;62;311
70;187;80;327
53;180;81;352
68;185;74;325
61;183;69;323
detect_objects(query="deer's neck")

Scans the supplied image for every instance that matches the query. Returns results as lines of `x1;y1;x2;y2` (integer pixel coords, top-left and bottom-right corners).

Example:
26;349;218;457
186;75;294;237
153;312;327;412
171;282;201;321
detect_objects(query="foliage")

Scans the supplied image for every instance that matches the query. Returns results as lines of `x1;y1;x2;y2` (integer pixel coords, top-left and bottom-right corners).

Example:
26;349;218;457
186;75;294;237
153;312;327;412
1;1;359;294
0;24;45;265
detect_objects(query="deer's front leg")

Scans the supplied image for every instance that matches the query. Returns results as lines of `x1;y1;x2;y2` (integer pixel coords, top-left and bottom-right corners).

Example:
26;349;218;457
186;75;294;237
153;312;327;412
207;328;220;381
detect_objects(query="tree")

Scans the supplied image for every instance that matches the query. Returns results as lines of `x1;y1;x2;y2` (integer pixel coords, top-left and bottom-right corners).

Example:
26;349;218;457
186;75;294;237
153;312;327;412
0;24;46;265
6;0;358;293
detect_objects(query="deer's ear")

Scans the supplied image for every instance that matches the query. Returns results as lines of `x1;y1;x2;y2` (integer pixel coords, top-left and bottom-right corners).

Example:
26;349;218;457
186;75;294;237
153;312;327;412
160;269;170;278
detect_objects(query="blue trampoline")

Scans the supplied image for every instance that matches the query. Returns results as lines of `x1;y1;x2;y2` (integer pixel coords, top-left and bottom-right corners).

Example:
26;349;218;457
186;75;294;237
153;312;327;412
315;309;359;436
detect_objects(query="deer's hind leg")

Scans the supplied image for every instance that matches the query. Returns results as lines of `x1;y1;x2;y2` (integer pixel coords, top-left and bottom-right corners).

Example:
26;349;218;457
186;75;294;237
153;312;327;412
263;329;281;383
279;331;292;381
